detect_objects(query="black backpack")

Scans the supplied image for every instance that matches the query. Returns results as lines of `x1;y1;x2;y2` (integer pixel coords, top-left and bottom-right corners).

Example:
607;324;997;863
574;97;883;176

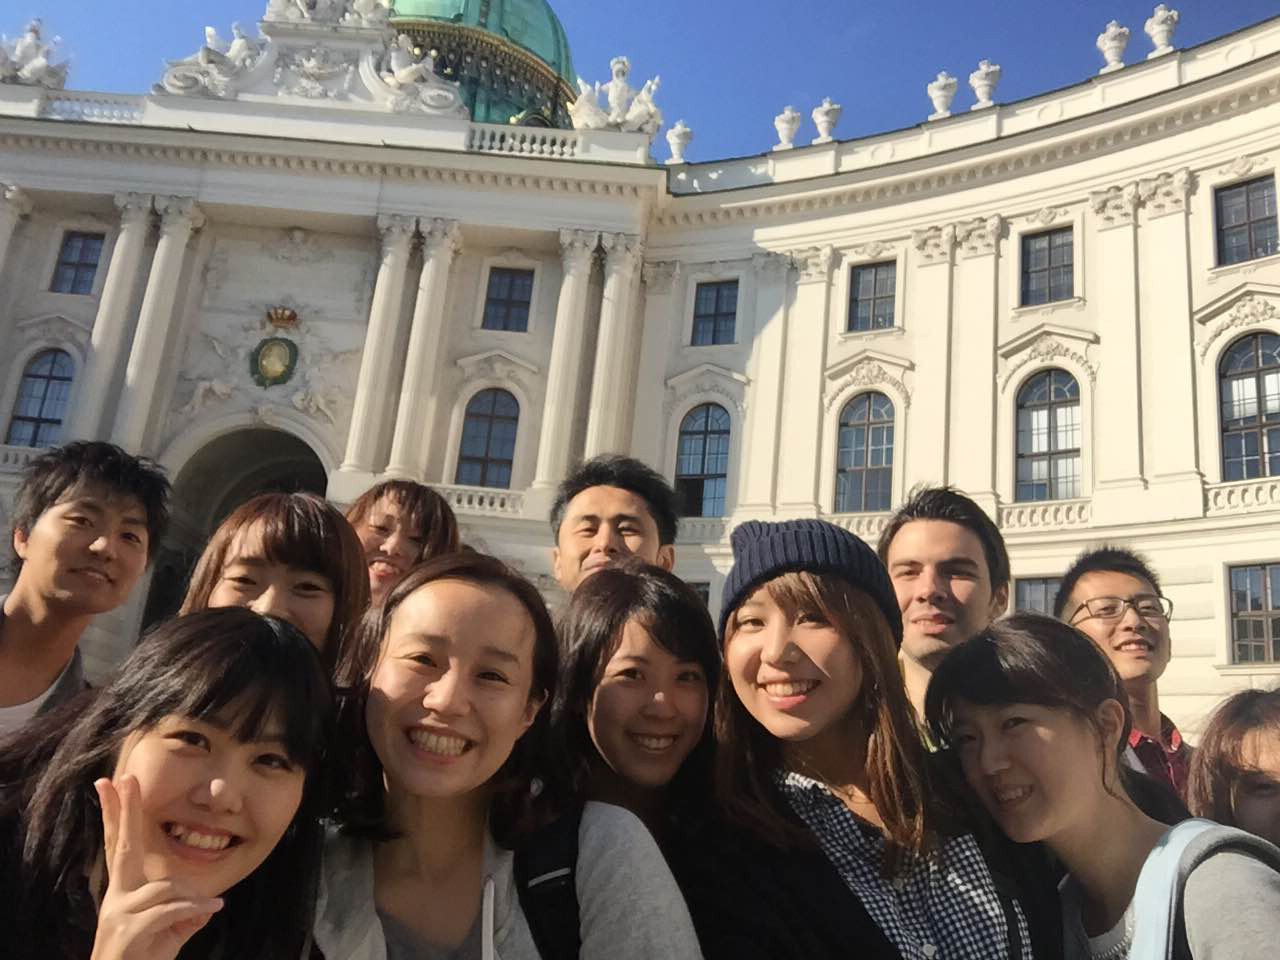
513;803;584;960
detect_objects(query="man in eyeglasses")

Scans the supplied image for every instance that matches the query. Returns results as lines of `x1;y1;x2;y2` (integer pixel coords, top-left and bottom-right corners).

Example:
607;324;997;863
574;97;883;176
1053;545;1188;796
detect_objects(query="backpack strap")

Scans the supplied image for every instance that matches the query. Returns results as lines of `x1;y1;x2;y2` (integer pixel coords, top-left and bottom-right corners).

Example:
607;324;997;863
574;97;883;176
514;803;584;960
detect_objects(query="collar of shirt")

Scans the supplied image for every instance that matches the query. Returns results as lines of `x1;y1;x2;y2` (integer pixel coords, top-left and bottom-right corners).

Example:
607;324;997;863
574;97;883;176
1127;713;1184;755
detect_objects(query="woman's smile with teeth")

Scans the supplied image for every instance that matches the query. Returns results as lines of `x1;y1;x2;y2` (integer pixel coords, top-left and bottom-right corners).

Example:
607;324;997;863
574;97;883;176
165;822;236;851
630;733;679;751
408;728;473;756
994;785;1033;805
763;680;818;697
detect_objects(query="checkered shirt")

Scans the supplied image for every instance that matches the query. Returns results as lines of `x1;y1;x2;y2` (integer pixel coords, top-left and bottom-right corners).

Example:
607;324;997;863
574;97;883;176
779;770;1032;960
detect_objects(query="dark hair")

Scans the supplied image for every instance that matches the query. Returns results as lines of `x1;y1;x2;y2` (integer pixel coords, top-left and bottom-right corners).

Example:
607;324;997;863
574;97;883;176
550;455;680;545
1187;686;1280;825
10;441;170;575
345;479;460;564
875;485;1010;590
179;492;369;679
548;560;720;816
0;608;333;960
717;572;936;864
1052;544;1162;618
334;551;559;847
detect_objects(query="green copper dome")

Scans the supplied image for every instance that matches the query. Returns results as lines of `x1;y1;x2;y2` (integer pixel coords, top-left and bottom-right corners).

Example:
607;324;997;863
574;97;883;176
391;1;577;126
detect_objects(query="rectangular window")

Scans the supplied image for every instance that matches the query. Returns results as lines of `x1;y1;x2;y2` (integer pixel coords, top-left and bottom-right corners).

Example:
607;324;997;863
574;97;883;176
50;231;105;295
481;267;534;332
691;280;738;346
1216;176;1279;267
1020;227;1073;306
848;262;896;332
1014;577;1063;616
1229;563;1280;664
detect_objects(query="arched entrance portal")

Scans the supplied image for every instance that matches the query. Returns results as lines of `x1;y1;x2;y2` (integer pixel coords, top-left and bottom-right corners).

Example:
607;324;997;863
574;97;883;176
142;427;328;628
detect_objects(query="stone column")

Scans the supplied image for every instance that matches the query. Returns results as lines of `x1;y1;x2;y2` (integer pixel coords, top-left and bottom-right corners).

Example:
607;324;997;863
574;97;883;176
629;261;682;467
948;216;1003;515
335;214;416;487
0;184;32;277
1089;184;1147;525
735;251;790;517
584;232;643;457
111;197;205;453
1139;168;1203;517
385;217;461;480
775;246;837;516
531;229;600;491
65;193;153;440
906;224;957;486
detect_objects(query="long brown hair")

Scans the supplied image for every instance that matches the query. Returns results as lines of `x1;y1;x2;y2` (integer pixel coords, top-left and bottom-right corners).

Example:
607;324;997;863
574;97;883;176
345;480;460;563
1187;687;1280;825
716;571;934;862
333;551;559;847
179;492;369;678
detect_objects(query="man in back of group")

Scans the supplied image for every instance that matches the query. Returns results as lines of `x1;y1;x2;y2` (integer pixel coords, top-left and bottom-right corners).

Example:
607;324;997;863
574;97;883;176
550;454;680;594
1053;545;1189;796
877;485;1010;721
0;441;170;733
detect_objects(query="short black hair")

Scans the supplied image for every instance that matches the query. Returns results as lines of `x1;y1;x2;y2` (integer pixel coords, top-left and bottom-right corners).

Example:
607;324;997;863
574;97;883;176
875;485;1009;589
550;455;679;545
10;441;171;574
1052;545;1162;618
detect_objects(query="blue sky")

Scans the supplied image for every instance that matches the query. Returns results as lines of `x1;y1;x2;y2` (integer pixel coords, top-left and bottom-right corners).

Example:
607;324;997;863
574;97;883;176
8;1;1280;161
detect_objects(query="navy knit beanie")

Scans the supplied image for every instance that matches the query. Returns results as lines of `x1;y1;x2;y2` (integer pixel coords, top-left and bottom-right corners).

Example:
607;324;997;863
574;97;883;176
719;519;903;645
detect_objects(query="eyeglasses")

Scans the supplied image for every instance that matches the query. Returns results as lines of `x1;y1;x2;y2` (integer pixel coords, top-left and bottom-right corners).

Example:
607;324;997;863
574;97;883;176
1069;594;1173;623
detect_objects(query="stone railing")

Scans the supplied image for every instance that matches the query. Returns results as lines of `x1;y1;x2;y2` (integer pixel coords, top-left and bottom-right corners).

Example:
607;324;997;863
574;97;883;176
437;483;524;517
1205;478;1280;515
828;512;892;542
0;445;41;472
41;91;145;124
677;516;727;543
467;123;581;159
998;498;1091;530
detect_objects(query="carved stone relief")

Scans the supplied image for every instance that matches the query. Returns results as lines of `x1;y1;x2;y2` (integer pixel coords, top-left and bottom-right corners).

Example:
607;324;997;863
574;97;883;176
912;224;956;264
1197;294;1280;359
999;333;1098;389
823;360;912;412
957;215;1003;257
790;245;838;282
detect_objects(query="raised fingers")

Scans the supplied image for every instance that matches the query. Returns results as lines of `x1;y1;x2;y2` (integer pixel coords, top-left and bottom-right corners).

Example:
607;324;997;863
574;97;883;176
108;775;148;892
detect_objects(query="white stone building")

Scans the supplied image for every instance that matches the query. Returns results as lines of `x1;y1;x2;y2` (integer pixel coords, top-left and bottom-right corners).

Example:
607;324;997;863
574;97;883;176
2;2;1279;731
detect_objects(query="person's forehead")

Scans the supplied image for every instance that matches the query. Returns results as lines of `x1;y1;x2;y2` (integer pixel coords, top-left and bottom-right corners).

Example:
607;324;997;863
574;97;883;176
564;485;657;525
886;518;987;564
1242;729;1280;773
373;494;419;527
52;481;147;522
1072;570;1157;599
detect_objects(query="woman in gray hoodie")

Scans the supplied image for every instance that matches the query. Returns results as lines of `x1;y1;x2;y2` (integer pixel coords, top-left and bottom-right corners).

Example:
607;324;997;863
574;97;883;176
312;550;702;960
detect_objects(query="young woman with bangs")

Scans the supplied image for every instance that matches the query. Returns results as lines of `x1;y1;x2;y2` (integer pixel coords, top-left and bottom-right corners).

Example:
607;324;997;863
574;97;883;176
547;560;719;846
0;607;334;960
180;491;368;680
1187;687;1280;849
345;480;460;606
313;550;701;960
672;519;1057;960
926;614;1280;960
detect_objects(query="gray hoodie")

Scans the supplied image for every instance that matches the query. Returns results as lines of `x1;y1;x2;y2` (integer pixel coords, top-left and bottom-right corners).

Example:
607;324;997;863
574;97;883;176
313;801;704;960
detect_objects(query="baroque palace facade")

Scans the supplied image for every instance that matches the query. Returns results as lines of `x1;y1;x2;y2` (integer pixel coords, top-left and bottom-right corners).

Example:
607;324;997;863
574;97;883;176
2;1;1280;731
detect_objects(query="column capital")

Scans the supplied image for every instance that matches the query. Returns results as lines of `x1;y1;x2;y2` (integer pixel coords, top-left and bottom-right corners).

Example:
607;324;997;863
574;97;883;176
789;244;838;283
419;217;461;259
642;260;681;294
559;228;600;275
113;192;154;226
751;250;790;279
156;196;206;234
957;214;1003;257
912;223;956;264
601;232;643;276
376;213;416;248
1;183;32;220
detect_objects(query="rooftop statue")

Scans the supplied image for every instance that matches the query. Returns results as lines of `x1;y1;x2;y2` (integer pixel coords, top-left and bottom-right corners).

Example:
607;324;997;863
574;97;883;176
570;56;663;138
161;21;266;98
381;33;434;89
0;19;69;90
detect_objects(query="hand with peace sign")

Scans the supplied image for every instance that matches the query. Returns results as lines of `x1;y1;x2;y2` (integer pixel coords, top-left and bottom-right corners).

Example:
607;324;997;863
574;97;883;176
89;776;225;960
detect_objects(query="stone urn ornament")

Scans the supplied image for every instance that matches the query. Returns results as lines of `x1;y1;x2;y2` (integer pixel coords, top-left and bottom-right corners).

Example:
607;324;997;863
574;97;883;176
773;105;802;151
1096;21;1130;73
811;97;842;144
926;71;958;119
665;119;692;164
1145;4;1179;59
969;60;1000;110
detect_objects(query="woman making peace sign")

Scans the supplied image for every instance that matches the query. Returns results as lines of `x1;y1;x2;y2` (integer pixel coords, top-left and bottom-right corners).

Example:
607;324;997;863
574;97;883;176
0;607;334;960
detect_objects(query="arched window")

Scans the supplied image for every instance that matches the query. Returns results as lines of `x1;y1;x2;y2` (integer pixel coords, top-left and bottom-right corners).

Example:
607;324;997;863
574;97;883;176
1219;332;1280;481
455;389;518;489
1015;369;1081;501
675;403;730;517
836;392;894;512
6;349;74;448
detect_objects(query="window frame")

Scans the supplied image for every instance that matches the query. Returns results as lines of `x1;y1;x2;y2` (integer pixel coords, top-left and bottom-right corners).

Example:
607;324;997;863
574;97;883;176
846;260;898;333
453;387;520;490
1214;174;1279;268
1014;367;1083;503
1217;331;1280;482
833;390;895;513
472;253;542;334
1019;226;1075;307
674;402;732;518
1227;561;1280;665
1013;576;1064;616
48;230;106;296
479;265;536;333
5;347;75;449
689;278;740;347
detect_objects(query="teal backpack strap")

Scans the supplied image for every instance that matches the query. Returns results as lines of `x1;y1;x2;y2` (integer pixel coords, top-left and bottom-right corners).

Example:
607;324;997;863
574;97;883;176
1130;819;1218;960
